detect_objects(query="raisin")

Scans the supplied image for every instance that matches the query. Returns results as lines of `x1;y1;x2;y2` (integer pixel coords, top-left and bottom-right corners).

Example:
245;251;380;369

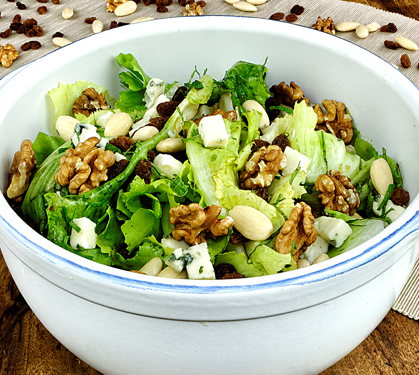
172;86;188;102
109;136;135;153
10;22;22;31
0;29;13;39
285;13;298;23
156;5;169;13
148;116;166;130
156;101;180;118
147;150;156;162
16;2;27;10
134;159;153;184
229;229;247;245
254;187;269;201
196;0;206;6
21;41;31;51
251;139;270;153
272;133;291;152
400;53;411;68
37;0;47;2
37;6;48;15
110;21;119;29
270;12;284;21
12;14;21;23
108;159;129;180
51;0;60;4
29;40;41;49
384;40;400;50
214;263;245;280
390;187;410;206
84;17;97;24
290;5;304;15
52;31;64;38
380;23;397;33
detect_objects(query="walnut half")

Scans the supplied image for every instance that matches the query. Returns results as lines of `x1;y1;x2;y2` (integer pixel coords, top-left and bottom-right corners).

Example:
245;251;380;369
315;170;360;216
0;44;19;68
55;137;115;194
275;202;317;262
240;145;287;190
170;203;234;245
314;100;353;144
7;140;36;200
72;88;110;117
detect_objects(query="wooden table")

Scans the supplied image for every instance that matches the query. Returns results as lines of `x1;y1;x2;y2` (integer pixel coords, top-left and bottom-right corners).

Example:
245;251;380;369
2;0;419;374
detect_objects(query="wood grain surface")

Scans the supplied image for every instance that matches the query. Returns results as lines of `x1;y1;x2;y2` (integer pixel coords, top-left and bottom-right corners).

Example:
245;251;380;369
2;1;419;374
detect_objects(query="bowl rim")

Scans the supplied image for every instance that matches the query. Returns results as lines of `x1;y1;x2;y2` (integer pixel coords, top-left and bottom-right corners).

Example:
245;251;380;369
1;15;419;294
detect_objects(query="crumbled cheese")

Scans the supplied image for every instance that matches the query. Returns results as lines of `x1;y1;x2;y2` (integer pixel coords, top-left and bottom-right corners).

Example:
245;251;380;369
70;217;97;250
198;114;229;148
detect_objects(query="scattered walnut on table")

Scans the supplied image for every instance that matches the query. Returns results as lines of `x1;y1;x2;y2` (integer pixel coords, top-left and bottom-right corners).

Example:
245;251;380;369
170;203;234;245
72;88;110;117
0;44;19;68
315;170;360;216
313;99;354;144
7;140;36;200
106;0;128;12
182;2;204;16
312;16;336;35
275;202;317;262
240;145;286;190
55;138;116;194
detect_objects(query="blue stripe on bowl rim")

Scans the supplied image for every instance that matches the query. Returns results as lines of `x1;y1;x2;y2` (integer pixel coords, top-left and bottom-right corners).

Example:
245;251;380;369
1;209;419;294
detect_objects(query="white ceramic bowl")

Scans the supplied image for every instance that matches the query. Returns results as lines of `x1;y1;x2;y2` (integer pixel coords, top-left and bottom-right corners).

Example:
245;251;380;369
1;16;419;375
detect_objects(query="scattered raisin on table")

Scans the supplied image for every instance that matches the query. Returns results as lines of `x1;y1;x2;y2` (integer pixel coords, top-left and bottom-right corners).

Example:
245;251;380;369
270;12;285;21
37;6;48;15
290;5;304;15
285;13;298;23
400;53;411;68
384;40;400;50
380;23;397;33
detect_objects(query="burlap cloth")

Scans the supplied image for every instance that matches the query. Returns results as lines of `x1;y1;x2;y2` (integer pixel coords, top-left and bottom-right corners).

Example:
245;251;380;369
1;0;418;318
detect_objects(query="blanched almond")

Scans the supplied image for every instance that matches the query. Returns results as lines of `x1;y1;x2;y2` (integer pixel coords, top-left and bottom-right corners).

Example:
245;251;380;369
370;158;394;195
366;22;380;32
229;205;273;241
139;257;163;276
104;112;133;137
242;99;270;130
336;22;359;32
355;24;369;39
157;267;187;279
156;137;186;153
115;1;137;17
132;125;159;142
394;36;419;51
247;0;267;4
233;1;257;12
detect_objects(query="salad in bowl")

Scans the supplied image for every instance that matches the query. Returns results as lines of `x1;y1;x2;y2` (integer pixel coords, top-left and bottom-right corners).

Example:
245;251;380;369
6;53;409;280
